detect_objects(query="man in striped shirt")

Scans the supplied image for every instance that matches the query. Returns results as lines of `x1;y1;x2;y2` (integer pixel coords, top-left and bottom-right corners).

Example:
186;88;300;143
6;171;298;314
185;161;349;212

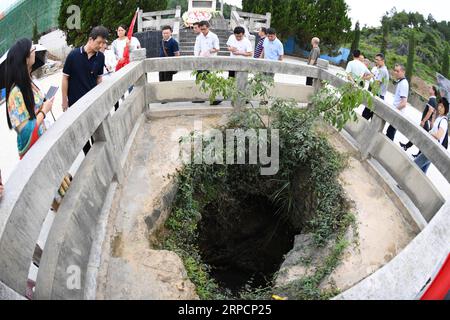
254;27;267;59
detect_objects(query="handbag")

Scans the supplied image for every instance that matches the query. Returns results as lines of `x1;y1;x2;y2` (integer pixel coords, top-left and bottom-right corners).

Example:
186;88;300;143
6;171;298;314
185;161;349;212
162;39;178;75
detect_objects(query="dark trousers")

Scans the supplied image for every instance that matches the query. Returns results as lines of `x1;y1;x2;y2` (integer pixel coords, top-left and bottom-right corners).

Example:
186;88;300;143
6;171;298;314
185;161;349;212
362;95;384;120
386;125;397;141
83;138;93;155
159;71;174;82
196;70;209;80
306;77;313;86
69;104;94;154
404;121;431;150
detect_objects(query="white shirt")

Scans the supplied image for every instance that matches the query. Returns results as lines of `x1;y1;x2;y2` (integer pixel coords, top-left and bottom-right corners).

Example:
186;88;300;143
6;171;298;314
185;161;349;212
104;49;117;73
393;78;409;113
112;37;141;60
194;31;220;57
375;65;390;97
432;115;449;145
346;60;370;79
226;35;253;57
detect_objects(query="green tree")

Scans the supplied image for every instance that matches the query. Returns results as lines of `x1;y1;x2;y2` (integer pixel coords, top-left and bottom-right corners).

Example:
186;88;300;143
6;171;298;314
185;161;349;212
347;21;360;62
243;0;351;51
442;46;450;78
59;0;168;47
242;0;272;14
305;0;351;53
167;0;188;12
32;22;39;44
271;0;292;37
406;31;416;82
380;15;389;55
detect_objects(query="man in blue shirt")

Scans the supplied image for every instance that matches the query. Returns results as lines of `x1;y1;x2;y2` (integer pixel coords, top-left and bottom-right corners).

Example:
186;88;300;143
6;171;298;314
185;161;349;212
159;25;180;82
262;28;284;61
61;26;108;154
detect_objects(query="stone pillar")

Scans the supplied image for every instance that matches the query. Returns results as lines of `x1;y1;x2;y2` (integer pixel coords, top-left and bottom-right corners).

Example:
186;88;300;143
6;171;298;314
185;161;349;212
361;112;386;160
138;10;143;32
266;12;272;28
235;71;249;111
130;48;147;62
130;48;148;112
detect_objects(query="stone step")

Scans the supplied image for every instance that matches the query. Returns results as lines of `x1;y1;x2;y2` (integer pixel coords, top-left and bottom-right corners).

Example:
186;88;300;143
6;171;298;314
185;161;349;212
179;34;232;40
180;51;230;57
179;43;228;51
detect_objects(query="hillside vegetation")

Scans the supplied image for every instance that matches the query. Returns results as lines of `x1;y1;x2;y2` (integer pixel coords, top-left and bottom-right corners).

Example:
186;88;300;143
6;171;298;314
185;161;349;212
356;9;450;95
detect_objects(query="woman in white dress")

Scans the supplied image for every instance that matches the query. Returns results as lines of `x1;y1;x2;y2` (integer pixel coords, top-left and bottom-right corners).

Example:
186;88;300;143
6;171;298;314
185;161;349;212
111;24;141;62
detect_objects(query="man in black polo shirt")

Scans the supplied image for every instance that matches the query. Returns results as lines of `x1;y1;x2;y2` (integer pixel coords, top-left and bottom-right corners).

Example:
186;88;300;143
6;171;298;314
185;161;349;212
61;26;108;154
159;25;180;82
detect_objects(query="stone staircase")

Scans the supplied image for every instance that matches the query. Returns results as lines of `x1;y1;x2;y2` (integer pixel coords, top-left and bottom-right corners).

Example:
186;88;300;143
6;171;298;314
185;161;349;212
178;25;232;57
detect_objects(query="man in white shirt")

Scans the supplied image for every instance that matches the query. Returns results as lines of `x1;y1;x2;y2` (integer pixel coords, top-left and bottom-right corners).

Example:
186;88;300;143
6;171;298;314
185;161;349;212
194;20;221;105
194;20;220;57
346;50;372;86
363;53;390;120
386;63;409;141
227;26;253;78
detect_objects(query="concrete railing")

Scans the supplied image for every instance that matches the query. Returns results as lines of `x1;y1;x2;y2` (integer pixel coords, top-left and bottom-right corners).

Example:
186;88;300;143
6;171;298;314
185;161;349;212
0;50;149;300
234;9;271;32
138;6;182;35
0;55;449;300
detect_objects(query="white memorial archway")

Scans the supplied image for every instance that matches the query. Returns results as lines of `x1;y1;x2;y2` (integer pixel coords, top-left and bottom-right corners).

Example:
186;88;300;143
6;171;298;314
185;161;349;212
188;0;218;12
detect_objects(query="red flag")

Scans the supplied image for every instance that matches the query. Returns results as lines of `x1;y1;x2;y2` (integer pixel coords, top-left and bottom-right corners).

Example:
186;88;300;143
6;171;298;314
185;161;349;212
116;8;139;72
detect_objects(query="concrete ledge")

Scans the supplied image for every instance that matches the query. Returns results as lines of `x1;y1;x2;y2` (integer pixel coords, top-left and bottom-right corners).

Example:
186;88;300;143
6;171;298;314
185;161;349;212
341;112;445;223
362;159;426;231
0;280;26;300
343;115;370;147
148;103;234;119
146;81;314;104
35;141;115;300
369;134;445;222
335;201;450;300
144;57;321;78
0;61;146;295
337;127;424;230
84;181;119;300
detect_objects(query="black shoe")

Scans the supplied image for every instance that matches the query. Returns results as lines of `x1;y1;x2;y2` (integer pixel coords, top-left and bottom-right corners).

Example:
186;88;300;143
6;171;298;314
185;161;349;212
412;153;420;159
32;244;43;267
399;142;409;151
210;100;222;106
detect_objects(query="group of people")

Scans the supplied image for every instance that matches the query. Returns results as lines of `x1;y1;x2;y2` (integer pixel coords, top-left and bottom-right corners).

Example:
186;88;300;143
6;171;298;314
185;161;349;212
345;49;449;174
1;21;448;202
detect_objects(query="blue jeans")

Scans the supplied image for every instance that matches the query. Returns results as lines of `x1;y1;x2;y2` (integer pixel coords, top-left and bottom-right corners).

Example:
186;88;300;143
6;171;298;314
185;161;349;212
414;153;431;174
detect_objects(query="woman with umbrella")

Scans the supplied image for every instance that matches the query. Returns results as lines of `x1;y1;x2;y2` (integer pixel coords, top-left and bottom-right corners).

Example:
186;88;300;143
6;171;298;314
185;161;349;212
4;38;54;159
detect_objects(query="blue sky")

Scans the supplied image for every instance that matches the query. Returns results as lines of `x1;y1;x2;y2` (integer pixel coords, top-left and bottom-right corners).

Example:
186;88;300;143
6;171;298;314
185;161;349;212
1;0;449;28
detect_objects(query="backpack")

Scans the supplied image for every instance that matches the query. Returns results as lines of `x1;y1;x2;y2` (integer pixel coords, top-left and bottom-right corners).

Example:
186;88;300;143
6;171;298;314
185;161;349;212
438;117;449;149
